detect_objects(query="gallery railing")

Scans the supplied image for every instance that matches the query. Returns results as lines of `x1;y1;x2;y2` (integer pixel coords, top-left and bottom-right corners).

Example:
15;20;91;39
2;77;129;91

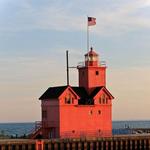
77;61;106;68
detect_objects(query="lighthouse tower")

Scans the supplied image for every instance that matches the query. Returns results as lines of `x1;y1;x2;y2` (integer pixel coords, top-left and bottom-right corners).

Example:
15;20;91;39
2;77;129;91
78;47;106;93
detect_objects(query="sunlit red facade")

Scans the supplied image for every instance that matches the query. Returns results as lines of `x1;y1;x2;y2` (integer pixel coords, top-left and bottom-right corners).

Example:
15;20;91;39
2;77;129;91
39;48;114;139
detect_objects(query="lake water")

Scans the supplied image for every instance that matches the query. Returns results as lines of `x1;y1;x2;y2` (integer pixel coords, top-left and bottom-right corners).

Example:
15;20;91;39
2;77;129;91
0;120;150;137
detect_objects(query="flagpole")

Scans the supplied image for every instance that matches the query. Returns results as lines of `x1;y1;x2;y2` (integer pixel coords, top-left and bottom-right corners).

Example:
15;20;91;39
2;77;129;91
87;16;96;57
87;16;89;53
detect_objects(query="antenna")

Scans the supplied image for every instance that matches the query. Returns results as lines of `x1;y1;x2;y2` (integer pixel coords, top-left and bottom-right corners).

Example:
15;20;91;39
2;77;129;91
66;50;69;85
66;51;77;86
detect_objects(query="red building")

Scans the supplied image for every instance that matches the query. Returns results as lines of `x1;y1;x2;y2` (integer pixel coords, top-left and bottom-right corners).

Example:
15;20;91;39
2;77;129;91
38;48;114;139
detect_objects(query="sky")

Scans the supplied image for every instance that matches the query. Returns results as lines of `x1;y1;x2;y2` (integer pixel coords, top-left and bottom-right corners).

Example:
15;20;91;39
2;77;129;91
1;0;150;122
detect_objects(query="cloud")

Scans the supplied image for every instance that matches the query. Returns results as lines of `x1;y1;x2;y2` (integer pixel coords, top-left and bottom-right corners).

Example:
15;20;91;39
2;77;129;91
141;1;150;7
1;0;150;36
92;0;150;36
1;0;150;122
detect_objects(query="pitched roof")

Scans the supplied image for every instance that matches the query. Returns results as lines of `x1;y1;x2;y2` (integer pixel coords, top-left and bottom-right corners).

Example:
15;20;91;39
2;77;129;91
71;87;88;99
39;85;113;101
39;86;68;100
91;86;114;99
89;87;103;98
39;86;88;100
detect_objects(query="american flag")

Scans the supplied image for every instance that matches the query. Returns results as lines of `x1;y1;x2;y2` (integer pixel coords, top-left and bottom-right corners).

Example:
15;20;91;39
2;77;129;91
88;17;96;26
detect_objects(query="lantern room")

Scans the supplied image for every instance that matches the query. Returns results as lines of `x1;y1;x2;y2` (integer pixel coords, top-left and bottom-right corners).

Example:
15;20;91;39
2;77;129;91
85;47;99;67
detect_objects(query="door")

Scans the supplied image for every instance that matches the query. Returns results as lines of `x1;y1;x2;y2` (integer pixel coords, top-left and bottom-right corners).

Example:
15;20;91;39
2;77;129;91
49;128;55;138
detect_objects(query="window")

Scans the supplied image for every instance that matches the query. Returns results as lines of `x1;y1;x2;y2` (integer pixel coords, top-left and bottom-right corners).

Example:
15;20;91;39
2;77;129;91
99;98;102;104
89;56;92;61
92;56;97;61
65;94;73;104
72;98;74;104
72;130;75;133
103;97;105;104
98;110;101;114
65;97;71;104
96;71;99;75
65;97;67;103
49;128;55;138
106;98;108;104
67;98;71;104
42;110;47;118
99;94;109;104
101;94;105;104
89;110;93;115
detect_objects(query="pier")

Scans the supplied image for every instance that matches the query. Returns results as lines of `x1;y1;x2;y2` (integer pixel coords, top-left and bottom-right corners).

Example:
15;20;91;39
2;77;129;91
131;128;150;134
0;134;150;150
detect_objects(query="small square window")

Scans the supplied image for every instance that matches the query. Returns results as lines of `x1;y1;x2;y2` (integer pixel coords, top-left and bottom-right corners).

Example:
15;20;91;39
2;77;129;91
98;110;101;114
72;130;75;133
96;71;99;75
89;110;93;115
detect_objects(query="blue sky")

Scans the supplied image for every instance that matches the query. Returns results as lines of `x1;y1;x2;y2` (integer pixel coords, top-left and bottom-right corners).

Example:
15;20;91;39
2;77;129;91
1;0;150;122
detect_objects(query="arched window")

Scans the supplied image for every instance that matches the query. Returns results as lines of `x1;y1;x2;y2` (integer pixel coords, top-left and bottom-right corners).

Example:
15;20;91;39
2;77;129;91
72;98;74;104
99;94;108;104
65;97;71;104
65;94;73;104
102;94;105;104
106;98;108;104
99;97;101;104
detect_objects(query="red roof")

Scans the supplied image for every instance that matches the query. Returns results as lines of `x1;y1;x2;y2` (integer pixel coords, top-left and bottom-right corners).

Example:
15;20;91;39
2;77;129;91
85;47;98;56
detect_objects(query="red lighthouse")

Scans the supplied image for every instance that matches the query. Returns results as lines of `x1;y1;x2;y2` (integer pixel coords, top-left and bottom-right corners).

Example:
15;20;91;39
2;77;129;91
34;48;114;139
78;47;106;93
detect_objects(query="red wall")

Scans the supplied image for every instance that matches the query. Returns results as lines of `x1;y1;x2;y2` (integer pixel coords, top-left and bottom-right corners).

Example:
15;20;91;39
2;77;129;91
41;99;60;138
41;86;112;139
59;103;112;138
41;49;113;139
78;66;106;92
58;89;112;138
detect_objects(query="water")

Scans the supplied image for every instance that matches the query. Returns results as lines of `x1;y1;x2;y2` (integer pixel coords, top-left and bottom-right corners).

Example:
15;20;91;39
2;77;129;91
0;122;34;137
112;120;150;135
0;120;150;137
113;120;150;129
